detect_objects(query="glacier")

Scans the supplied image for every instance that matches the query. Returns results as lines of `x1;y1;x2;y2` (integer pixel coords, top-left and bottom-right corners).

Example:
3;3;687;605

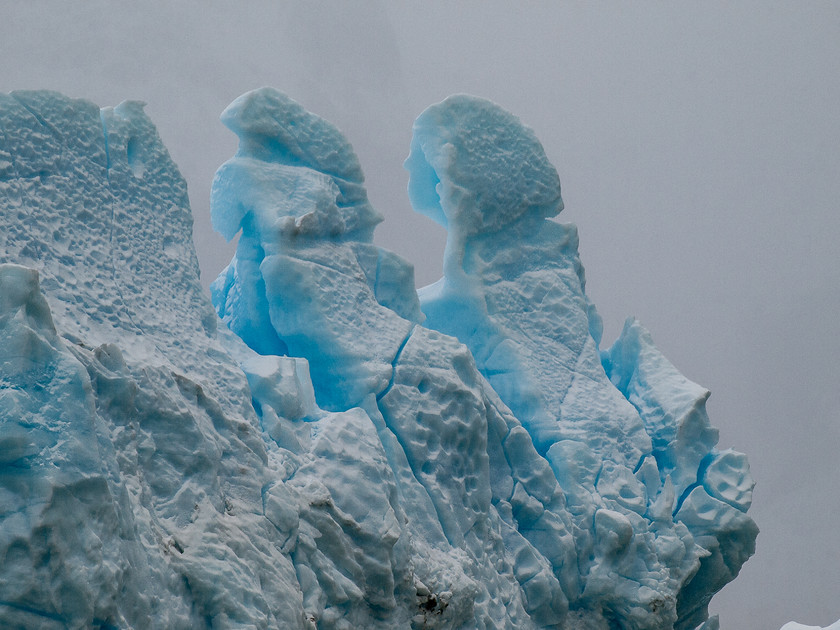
0;88;758;629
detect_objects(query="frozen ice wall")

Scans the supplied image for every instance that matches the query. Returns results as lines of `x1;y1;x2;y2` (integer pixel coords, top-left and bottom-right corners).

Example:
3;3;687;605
0;89;758;629
0;90;307;628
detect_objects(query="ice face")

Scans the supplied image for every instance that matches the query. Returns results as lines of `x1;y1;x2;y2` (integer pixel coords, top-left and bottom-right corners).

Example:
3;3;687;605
0;89;758;629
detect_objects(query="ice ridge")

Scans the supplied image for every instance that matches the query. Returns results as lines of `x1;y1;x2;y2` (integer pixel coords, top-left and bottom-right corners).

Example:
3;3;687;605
0;88;758;630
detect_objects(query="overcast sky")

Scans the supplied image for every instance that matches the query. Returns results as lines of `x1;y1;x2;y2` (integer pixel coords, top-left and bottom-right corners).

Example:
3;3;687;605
2;3;838;627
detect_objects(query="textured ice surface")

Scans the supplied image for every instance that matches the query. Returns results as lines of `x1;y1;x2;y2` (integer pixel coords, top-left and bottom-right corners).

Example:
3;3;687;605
407;96;757;628
0;89;757;629
782;622;840;630
0;90;304;629
211;88;422;408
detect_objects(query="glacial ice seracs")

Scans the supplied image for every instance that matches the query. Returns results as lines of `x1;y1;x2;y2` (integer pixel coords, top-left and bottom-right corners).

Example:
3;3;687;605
0;88;757;629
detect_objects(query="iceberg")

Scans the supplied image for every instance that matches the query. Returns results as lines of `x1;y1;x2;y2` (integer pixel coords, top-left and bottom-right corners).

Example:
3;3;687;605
0;88;757;629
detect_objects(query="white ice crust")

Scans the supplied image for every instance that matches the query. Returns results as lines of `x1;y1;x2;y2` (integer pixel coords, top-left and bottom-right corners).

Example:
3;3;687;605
0;89;760;629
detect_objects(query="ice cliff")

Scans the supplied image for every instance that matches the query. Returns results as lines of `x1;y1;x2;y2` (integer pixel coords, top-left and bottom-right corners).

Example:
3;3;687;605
0;89;757;629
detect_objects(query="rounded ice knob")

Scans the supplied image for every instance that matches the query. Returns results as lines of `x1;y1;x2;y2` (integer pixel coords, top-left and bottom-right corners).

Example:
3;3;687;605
405;94;564;239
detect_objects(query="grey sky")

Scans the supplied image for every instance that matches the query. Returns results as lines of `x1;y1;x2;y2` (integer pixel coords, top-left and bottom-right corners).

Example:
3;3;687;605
2;2;838;627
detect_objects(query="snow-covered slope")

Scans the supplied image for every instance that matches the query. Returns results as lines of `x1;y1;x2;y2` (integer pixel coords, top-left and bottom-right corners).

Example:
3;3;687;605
0;89;757;629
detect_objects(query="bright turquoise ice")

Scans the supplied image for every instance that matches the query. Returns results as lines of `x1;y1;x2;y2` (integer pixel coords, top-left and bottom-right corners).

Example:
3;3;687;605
0;89;758;629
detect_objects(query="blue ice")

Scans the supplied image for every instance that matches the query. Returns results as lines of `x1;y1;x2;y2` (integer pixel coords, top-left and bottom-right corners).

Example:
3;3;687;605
0;88;759;629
